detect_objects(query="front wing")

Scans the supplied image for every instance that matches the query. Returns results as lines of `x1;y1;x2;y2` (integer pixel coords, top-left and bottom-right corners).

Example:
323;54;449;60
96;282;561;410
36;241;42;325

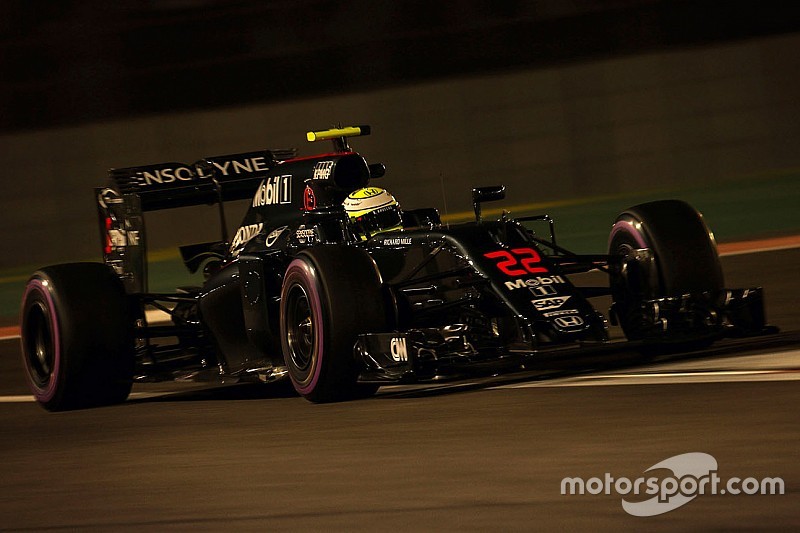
354;287;772;384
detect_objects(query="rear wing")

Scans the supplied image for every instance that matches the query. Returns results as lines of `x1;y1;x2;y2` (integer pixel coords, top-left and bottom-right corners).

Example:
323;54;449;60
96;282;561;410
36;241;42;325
97;148;295;293
108;149;296;211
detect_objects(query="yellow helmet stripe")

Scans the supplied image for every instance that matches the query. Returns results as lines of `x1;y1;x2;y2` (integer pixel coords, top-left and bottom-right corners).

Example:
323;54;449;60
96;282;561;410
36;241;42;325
349;187;384;199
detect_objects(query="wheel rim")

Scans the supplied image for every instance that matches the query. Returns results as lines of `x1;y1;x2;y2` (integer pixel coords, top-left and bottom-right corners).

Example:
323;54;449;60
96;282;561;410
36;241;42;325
616;241;633;254
24;301;54;388
612;237;642;300
285;283;315;373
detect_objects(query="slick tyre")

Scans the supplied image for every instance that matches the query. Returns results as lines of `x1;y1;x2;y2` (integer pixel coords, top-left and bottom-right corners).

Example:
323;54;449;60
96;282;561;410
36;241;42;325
20;263;135;411
280;247;387;402
608;200;724;343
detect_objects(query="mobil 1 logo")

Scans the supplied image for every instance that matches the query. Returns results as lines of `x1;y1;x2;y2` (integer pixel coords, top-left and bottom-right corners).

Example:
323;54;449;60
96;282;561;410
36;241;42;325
504;275;565;297
253;175;292;207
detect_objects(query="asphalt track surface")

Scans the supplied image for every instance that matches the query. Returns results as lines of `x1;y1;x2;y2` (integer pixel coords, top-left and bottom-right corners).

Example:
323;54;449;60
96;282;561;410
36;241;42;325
0;249;798;530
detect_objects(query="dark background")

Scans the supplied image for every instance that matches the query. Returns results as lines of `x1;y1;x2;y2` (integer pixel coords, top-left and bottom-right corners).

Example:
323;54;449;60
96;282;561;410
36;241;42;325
3;0;800;134
1;0;799;278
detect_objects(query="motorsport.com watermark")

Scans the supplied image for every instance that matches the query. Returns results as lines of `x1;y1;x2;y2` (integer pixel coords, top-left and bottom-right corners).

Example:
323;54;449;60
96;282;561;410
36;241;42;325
561;453;785;517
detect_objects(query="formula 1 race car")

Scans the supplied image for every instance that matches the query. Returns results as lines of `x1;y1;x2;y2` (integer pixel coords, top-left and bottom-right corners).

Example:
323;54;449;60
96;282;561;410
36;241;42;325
20;126;771;410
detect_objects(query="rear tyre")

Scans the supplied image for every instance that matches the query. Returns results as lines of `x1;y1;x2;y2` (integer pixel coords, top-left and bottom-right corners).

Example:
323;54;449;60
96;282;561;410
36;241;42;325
20;263;135;411
280;246;387;402
608;200;724;345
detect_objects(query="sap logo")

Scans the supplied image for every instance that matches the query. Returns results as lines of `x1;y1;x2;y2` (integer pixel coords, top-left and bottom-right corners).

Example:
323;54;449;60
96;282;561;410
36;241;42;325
504;276;565;291
137;166;196;186
553;315;584;329
390;337;408;362
252;175;291;207
231;223;263;252
209;156;270;177
313;161;334;180
531;296;571;311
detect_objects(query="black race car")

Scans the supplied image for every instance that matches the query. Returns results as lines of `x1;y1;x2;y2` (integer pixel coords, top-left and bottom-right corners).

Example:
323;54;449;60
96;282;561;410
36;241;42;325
20;126;771;410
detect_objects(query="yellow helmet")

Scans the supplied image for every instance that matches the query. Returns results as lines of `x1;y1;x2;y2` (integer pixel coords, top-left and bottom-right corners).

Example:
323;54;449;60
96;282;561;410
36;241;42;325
343;187;403;239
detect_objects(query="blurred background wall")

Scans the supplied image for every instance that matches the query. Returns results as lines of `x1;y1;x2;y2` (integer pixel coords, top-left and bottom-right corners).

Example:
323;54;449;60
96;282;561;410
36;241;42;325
1;0;799;269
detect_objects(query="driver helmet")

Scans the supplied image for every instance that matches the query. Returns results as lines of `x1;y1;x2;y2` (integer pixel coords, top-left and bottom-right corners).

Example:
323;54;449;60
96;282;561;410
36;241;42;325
343;187;403;239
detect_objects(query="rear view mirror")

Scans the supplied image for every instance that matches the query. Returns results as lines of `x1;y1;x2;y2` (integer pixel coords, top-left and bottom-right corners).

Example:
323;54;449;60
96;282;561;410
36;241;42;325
472;185;506;222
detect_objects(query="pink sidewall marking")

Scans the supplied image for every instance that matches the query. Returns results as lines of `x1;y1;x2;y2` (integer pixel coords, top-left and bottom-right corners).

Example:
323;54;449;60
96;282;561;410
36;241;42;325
286;259;326;396
608;220;648;249
20;279;61;402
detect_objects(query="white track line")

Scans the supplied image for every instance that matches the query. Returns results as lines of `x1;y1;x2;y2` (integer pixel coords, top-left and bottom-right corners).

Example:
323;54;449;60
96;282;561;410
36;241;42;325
493;369;800;389
491;349;800;389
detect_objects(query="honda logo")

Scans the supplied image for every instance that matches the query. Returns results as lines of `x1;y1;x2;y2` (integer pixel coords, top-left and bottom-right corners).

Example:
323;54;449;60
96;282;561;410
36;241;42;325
554;315;584;329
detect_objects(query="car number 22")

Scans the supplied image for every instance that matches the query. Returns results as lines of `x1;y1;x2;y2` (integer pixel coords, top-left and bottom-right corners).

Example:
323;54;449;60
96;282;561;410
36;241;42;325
483;248;548;276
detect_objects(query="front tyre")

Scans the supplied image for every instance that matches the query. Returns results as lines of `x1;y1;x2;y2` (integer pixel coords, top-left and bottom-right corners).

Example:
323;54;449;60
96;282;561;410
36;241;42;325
608;200;724;344
280;247;387;402
20;263;135;411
